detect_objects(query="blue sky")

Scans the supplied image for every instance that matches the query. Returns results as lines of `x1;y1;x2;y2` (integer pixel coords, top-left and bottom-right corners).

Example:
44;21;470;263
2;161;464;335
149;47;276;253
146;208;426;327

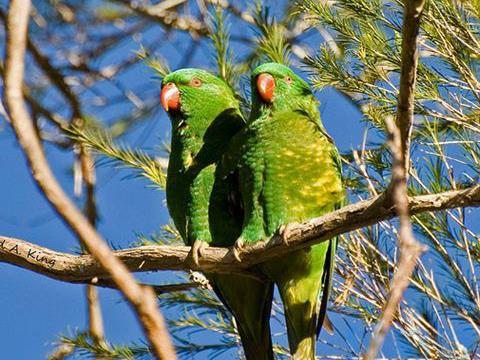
2;1;477;359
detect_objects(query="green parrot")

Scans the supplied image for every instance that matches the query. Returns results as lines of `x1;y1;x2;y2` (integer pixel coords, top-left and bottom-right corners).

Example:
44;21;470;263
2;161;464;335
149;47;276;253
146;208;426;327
160;68;274;360
222;63;344;359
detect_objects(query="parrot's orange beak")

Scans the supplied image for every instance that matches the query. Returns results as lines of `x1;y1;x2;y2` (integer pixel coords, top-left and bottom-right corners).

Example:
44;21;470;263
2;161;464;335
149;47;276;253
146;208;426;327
256;73;275;103
160;82;180;112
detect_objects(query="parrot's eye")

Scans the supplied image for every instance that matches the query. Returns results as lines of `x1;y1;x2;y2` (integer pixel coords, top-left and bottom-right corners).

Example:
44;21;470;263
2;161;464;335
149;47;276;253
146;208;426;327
284;76;293;85
190;78;202;87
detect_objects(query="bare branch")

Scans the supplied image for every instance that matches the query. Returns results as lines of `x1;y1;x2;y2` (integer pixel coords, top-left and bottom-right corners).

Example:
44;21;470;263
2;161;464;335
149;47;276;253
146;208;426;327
367;1;426;358
86;284;105;345
47;344;74;360
394;0;425;175
80;152;105;345
111;0;208;37
93;278;200;294
1;185;478;279
3;1;176;358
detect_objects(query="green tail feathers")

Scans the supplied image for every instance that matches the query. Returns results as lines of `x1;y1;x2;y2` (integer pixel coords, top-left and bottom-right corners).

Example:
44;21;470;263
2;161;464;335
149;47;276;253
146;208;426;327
262;241;331;359
210;274;274;360
317;237;337;338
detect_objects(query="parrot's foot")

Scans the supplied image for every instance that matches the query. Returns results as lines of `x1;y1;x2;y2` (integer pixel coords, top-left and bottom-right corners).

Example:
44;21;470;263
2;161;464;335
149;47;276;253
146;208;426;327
232;238;245;262
278;222;301;245
191;240;208;267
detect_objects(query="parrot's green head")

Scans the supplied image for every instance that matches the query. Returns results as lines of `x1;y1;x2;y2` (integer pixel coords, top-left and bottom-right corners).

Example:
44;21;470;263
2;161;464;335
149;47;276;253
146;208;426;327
250;62;316;119
161;68;239;132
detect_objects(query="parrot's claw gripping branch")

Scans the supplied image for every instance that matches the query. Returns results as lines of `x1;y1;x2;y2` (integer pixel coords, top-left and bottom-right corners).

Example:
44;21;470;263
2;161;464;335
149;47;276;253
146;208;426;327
278;222;301;246
191;240;208;267
232;238;245;262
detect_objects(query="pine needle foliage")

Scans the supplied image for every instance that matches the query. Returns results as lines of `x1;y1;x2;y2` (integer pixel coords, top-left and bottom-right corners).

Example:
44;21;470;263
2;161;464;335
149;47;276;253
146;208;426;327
209;7;238;89
136;45;171;80
57;331;151;359
208;6;250;112
133;224;182;246
67;126;166;189
252;3;291;66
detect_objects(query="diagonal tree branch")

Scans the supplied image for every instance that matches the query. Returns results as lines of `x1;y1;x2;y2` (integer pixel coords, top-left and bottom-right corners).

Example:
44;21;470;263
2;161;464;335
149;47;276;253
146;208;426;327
1;185;479;280
367;1;426;358
3;1;176;359
26;6;106;344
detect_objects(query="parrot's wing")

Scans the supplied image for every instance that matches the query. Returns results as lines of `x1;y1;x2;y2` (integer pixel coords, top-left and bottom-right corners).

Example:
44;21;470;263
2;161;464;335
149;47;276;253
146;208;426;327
213;128;247;233
218;128;246;179
225;169;244;223
297;106;345;337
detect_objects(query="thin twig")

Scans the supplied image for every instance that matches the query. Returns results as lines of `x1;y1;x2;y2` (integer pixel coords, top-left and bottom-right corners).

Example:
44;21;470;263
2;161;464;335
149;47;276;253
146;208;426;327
75;94;105;346
91;278;200;294
366;1;426;358
110;0;208;36
3;2;176;358
74;145;106;345
26;36;82;119
47;344;74;360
